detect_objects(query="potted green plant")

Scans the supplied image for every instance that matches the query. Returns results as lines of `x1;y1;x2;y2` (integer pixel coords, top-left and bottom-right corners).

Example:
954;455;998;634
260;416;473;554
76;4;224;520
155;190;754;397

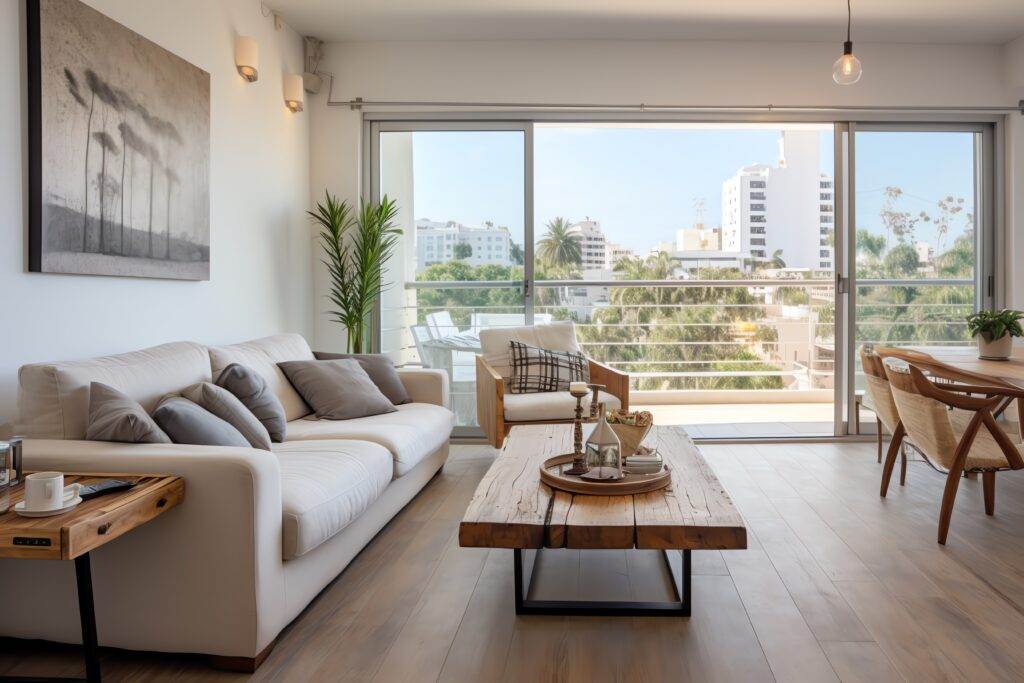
965;309;1024;361
309;191;402;353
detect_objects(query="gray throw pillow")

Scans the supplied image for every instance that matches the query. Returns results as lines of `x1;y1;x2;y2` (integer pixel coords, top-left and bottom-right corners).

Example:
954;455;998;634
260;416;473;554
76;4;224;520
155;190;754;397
85;382;171;444
278;359;398;421
215;363;287;442
313;351;411;405
182;382;272;450
153;396;250;448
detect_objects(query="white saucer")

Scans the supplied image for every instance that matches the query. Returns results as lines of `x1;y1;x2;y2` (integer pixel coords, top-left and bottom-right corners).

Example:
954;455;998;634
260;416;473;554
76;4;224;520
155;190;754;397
15;496;83;518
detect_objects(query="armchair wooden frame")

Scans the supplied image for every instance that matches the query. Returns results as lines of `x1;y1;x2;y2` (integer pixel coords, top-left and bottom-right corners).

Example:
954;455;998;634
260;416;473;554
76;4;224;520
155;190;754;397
476;356;630;448
883;360;1024;544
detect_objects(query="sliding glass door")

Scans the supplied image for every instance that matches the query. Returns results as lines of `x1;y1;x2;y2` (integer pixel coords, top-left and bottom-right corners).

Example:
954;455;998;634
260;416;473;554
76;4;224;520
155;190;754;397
848;125;993;432
369;117;995;440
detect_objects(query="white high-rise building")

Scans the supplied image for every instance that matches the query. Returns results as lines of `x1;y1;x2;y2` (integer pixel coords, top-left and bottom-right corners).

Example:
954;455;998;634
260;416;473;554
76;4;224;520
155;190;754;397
604;242;635;269
415;219;512;273
567;219;607;270
721;131;834;271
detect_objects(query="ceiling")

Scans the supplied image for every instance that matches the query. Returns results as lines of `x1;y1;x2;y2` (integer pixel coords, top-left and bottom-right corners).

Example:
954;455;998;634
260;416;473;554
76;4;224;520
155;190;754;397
270;0;1024;45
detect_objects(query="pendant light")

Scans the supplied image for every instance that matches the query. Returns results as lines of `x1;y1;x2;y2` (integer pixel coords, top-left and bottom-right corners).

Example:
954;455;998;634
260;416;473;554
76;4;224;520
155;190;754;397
832;0;862;85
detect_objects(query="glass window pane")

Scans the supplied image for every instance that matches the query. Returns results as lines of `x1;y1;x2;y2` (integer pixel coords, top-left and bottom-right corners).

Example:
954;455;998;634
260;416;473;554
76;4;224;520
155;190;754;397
534;123;836;436
379;130;525;429
853;130;980;428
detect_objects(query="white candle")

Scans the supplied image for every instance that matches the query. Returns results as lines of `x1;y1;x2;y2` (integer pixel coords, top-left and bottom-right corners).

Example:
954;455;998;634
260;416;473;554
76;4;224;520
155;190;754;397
569;381;589;394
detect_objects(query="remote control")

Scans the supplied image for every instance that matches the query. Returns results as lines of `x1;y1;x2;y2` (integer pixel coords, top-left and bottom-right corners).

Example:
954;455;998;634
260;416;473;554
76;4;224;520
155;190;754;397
78;479;136;500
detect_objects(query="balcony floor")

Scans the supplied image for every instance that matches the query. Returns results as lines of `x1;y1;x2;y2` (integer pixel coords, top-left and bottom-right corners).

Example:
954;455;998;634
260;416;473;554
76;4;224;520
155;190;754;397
637;402;874;438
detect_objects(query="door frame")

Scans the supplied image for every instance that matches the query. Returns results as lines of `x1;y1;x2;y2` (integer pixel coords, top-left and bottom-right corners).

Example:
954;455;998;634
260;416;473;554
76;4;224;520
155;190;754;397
363;115;1002;441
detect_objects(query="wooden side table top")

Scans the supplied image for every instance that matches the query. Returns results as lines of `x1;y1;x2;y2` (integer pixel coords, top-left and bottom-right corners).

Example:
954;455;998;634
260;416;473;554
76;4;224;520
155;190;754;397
459;424;747;551
0;473;184;561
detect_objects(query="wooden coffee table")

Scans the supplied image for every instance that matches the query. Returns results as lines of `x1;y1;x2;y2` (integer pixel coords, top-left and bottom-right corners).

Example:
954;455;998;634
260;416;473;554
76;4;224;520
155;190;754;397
459;424;746;617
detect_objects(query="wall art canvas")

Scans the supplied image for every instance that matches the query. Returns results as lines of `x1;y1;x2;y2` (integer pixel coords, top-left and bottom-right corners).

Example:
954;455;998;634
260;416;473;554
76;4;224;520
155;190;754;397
27;0;211;280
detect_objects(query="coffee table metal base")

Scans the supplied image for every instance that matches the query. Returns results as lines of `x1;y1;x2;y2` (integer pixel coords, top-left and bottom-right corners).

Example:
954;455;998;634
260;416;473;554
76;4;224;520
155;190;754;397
513;548;691;617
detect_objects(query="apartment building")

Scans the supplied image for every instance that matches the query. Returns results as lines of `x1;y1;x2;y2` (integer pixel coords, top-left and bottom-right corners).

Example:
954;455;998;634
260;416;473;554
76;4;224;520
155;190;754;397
415;219;513;272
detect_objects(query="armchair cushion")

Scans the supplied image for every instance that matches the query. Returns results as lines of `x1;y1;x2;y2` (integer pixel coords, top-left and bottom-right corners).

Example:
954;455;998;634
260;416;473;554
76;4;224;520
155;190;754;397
479;322;580;382
503;390;621;422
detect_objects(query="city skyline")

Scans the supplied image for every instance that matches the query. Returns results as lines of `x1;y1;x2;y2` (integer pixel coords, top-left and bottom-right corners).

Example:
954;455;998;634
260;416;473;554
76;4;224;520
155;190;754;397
408;126;977;259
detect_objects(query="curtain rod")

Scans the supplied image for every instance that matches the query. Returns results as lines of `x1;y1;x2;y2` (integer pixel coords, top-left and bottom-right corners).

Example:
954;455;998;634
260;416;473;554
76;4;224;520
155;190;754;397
332;97;1024;114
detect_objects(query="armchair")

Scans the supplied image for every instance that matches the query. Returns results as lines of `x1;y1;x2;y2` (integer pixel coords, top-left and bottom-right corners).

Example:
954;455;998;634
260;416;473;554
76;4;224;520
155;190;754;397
474;322;629;448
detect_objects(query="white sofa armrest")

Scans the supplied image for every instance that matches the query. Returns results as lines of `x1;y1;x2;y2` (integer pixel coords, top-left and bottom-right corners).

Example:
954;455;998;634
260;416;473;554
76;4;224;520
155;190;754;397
397;367;450;408
0;440;286;658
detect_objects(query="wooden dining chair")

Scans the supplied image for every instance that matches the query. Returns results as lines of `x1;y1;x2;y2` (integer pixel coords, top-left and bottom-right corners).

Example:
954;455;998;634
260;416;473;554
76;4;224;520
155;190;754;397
859;346;907;482
882;358;1024;544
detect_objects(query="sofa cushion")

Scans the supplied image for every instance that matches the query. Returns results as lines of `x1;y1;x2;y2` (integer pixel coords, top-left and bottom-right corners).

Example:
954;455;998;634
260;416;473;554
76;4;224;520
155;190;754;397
85;382;171;444
182;382;272;450
215;364;288;442
274;440;392;559
313;351;412;405
284;403;454;477
278;359;397;421
503;390;621;422
153;396;251;448
208;334;315;422
18;341;212;439
479;322;580;382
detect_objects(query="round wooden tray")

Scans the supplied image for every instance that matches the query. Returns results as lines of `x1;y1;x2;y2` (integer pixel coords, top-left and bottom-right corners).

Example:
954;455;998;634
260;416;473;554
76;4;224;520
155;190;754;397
539;454;672;496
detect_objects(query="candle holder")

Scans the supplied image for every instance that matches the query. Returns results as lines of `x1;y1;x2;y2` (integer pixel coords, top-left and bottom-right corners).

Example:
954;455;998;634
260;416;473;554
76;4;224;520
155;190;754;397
564;384;592;475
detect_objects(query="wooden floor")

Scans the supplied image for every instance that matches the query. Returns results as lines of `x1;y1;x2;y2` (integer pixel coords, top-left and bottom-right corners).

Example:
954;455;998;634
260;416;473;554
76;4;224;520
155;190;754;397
5;440;1024;681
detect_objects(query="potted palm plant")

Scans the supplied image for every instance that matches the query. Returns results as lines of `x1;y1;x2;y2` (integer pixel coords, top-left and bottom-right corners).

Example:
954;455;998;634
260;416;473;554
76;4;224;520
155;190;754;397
966;309;1024;361
309;191;402;353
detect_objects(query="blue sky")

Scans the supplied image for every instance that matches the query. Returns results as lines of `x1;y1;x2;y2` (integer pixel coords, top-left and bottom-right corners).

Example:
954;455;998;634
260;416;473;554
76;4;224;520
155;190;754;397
396;126;975;255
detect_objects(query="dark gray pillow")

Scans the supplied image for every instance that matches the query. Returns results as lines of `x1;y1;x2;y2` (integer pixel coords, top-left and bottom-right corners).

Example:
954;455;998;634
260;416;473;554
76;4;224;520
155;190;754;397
314;351;411;405
153;396;250;448
85;382;171;444
278;359;398;421
215;363;287;442
182;382;272;450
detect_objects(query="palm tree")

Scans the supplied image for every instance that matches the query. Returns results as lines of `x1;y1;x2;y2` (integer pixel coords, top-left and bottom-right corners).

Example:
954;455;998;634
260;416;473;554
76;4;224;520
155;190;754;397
63;69;91;250
164;167;179;259
537;217;582;269
91;131;120;253
769;249;786;269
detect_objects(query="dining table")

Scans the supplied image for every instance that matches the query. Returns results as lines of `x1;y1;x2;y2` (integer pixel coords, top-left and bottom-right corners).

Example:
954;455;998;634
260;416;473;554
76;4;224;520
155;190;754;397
911;345;1024;389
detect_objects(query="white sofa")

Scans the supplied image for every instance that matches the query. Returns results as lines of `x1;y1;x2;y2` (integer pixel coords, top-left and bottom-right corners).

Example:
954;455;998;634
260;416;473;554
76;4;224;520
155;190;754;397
0;334;453;668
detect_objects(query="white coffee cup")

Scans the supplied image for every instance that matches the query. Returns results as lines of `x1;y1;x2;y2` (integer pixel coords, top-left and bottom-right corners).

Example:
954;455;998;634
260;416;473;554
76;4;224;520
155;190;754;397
24;472;81;512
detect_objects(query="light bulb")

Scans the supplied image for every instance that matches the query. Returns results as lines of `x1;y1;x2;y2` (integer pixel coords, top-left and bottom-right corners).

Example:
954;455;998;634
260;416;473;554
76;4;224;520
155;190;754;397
832;41;862;85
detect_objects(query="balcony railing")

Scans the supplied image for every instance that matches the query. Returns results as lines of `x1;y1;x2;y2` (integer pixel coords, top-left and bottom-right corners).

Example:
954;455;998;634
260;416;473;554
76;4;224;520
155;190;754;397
382;278;974;428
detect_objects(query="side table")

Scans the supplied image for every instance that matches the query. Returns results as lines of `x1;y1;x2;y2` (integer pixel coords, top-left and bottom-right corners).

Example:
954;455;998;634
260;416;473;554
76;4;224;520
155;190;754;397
0;473;185;682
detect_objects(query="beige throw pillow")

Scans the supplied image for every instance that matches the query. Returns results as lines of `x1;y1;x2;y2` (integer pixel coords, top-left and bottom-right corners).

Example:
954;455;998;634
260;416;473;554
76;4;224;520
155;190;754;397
182;382;272;450
278;359;397;421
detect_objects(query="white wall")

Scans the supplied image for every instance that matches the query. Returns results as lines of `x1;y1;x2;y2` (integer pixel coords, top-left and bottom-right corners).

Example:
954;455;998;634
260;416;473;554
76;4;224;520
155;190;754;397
308;39;1023;348
0;0;313;433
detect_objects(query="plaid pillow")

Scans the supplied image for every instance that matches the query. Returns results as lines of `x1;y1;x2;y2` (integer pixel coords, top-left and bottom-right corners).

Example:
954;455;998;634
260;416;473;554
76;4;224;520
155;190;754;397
509;341;589;394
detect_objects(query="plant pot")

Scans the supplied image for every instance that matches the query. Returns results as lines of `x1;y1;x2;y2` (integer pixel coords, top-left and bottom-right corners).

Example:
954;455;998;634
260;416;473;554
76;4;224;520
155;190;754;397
977;333;1013;361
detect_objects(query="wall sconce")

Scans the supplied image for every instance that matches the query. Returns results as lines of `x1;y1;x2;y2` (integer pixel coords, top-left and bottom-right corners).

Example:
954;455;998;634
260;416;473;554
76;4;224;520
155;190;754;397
284;74;304;112
235;36;259;83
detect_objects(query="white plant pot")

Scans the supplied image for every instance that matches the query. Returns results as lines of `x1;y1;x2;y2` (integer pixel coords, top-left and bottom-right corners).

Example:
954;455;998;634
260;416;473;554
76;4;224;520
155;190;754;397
976;333;1013;361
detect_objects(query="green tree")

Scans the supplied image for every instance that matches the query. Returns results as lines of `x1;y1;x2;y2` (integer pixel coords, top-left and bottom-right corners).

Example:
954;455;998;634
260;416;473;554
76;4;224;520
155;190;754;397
883;243;919;278
509;241;524;265
856;230;886;261
537;217;582;269
453;242;472;259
